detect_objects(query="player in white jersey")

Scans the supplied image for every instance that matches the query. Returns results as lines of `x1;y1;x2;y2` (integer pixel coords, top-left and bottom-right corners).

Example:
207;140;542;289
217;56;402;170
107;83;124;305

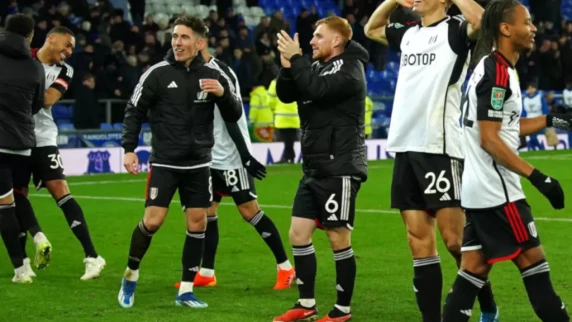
16;27;106;280
364;1;500;321
178;37;295;290
443;1;572;321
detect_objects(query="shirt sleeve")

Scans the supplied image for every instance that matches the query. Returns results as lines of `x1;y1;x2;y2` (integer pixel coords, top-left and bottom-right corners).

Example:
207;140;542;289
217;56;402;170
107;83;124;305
448;15;471;55
49;63;73;94
385;21;415;51
476;58;512;122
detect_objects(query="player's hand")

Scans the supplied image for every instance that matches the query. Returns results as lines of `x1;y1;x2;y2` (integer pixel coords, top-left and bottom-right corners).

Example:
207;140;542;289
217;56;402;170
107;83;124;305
200;79;224;97
280;54;291;68
243;155;267;180
277;30;300;60
123;152;139;175
547;113;572;131
396;0;414;8
527;168;565;209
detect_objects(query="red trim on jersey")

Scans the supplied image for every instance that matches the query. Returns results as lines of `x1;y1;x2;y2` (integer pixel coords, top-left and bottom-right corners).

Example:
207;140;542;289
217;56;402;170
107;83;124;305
13;188;23;195
487;247;522;264
495;62;509;87
406;20;420;25
145;166;153;200
30;48;39;58
493;51;510;67
504;202;528;243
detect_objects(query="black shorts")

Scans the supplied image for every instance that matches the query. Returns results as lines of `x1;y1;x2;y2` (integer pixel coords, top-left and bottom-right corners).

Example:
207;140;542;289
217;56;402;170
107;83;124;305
211;168;257;205
461;200;541;264
145;165;212;209
0;152;31;196
292;175;361;230
391;152;463;213
30;146;66;190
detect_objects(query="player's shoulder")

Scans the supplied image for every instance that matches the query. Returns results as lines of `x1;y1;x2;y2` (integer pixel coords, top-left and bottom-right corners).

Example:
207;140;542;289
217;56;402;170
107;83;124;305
447;14;466;27
140;61;171;82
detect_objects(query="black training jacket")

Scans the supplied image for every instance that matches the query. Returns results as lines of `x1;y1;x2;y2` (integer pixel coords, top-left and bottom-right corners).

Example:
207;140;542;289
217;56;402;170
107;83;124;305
276;40;369;181
122;50;242;167
0;32;45;151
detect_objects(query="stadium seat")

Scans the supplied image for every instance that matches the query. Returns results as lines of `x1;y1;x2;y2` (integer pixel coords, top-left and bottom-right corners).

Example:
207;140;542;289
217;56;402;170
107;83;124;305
100;122;113;130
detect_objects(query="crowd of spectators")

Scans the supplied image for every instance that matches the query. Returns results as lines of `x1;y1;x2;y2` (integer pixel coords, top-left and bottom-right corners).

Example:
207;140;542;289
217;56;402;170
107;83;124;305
0;0;570;128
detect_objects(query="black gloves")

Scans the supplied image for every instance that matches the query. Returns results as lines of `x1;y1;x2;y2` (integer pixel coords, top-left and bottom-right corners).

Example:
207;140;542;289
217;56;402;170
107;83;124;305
547;113;572;131
243;155;267;180
527;168;564;210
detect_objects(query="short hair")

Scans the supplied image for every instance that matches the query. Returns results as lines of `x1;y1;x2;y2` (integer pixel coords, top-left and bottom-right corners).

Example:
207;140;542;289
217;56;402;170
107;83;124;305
5;14;35;38
173;15;208;39
315;16;353;44
47;26;75;37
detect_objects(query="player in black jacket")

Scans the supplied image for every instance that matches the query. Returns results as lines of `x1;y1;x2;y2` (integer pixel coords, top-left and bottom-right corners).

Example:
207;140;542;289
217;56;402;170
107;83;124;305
117;16;241;309
0;14;45;284
273;16;368;322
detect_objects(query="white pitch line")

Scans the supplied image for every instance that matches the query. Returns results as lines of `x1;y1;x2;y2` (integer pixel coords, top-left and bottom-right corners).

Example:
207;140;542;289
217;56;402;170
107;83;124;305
68;179;145;186
28;193;572;222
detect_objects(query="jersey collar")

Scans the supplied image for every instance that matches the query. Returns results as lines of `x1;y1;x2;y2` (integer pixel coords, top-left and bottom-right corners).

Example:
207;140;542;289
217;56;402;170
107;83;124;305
493;51;514;69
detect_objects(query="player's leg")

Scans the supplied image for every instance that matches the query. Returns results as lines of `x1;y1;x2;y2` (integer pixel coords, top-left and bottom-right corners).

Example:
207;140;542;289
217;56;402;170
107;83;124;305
174;167;211;308
36;146;103;277
436;208;498;319
118;166;176;308
316;176;361;321
0;154;30;283
510;201;569;321
442;214;493;322
193;198;220;287
193;169;227;287
413;153;498;319
391;153;442;322
274;176;320;322
10;157;42;275
232;169;294;289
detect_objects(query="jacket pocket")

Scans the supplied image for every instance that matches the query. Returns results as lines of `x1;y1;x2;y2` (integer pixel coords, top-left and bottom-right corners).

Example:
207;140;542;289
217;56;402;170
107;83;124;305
301;126;331;156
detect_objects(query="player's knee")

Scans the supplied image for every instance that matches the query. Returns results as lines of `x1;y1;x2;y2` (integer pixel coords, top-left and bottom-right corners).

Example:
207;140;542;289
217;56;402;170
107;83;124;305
325;227;351;251
185;208;207;231
237;200;260;221
441;231;462;256
0;192;14;205
46;180;69;200
289;226;311;245
207;203;219;216
143;207;168;231
406;229;436;257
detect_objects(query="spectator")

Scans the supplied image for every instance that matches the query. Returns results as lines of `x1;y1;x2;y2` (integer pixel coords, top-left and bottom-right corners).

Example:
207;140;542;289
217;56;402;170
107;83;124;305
73;74;101;129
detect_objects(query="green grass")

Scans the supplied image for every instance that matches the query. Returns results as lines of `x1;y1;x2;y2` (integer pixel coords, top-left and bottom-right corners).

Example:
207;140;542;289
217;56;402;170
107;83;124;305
2;150;572;322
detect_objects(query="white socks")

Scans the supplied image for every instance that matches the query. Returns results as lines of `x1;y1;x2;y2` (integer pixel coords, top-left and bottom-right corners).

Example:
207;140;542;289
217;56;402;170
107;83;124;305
178;281;194;295
278;260;293;271
199;268;215;277
124;268;139;282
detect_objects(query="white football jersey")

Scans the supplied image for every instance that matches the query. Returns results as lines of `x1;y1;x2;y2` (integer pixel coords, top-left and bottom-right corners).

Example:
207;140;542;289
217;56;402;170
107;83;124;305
563;88;572;109
32;49;73;147
207;57;252;170
461;52;525;209
385;16;472;159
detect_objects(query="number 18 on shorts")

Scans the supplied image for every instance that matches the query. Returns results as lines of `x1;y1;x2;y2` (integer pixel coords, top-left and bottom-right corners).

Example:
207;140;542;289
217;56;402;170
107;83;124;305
292;176;361;230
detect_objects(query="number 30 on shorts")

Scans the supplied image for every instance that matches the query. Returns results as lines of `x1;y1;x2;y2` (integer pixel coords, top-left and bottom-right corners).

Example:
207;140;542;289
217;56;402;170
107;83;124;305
424;170;450;194
48;153;64;169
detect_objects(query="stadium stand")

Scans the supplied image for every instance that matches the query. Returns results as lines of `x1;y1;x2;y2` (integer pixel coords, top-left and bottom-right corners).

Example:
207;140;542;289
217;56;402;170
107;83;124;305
1;0;571;139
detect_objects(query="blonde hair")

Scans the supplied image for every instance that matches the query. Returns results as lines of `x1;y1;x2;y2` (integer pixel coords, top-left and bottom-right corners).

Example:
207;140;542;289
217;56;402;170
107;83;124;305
315;16;353;44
